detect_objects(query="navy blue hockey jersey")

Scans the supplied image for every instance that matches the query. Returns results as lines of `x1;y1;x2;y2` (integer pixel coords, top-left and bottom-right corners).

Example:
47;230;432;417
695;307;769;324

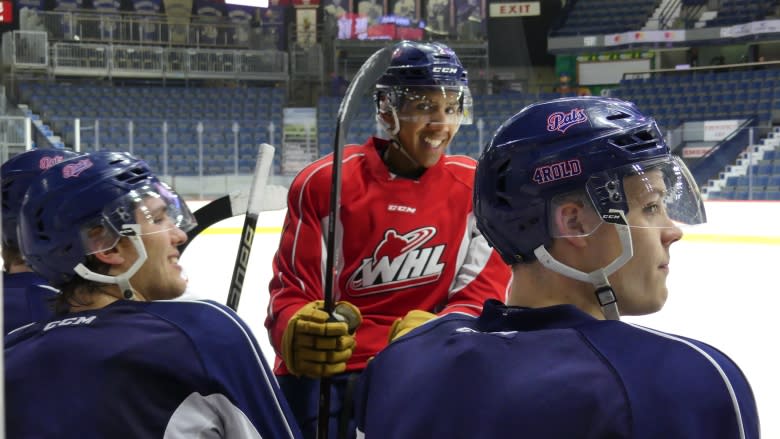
3;271;58;334
5;299;302;438
356;299;759;439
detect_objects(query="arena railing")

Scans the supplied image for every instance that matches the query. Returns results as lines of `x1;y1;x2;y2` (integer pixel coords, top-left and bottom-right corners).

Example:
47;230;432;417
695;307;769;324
26;9;257;50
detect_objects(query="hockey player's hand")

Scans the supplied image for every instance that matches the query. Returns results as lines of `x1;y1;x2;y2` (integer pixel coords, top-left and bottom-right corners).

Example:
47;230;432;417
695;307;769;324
282;300;362;378
388;310;436;343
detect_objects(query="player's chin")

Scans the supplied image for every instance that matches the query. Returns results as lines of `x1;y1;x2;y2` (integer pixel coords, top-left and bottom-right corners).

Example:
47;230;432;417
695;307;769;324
161;276;188;300
626;288;668;315
420;148;447;167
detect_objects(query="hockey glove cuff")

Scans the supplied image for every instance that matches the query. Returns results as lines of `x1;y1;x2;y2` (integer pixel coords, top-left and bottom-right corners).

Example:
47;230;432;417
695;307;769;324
388;310;436;344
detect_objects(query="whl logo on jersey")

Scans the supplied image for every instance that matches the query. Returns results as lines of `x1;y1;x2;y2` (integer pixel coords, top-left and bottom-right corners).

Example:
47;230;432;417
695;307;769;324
346;227;446;296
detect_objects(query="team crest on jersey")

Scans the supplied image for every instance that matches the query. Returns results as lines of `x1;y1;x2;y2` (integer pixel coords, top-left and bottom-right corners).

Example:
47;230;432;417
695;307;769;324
346;226;446;296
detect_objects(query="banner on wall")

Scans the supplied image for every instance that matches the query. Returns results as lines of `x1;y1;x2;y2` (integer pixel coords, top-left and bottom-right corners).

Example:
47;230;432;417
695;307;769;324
18;0;43;10
132;0;161;12
454;0;485;40
54;0;85;9
282;108;318;176
295;7;317;47
703;120;741;142
390;0;417;21
357;0;384;25
425;0;449;35
258;5;286;50
604;29;686;47
164;0;193;43
338;14;423;39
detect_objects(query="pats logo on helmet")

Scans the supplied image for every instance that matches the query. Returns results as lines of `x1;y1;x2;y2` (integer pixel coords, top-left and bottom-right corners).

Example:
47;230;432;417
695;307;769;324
1;148;81;249
62;159;93;178
547;108;588;133
346;227;446;296
39;155;67;170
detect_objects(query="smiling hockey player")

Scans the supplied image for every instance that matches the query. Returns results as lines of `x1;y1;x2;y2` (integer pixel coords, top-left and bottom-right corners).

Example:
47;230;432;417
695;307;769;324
6;151;301;438
267;40;511;438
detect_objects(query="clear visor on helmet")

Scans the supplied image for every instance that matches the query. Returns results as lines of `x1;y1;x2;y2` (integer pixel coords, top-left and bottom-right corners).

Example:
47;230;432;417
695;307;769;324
550;156;706;238
80;181;197;254
386;85;473;125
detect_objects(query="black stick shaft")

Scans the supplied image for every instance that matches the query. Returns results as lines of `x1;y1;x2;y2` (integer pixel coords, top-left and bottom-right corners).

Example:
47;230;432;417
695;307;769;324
226;143;275;311
317;47;393;439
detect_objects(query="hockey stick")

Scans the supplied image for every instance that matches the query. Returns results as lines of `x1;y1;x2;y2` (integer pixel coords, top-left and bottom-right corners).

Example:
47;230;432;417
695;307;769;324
179;191;249;254
318;46;394;439
226;143;276;311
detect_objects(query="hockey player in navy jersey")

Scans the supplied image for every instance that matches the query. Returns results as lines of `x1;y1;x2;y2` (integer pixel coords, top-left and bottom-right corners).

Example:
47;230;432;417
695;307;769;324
355;97;760;438
6;151;302;438
2;148;79;334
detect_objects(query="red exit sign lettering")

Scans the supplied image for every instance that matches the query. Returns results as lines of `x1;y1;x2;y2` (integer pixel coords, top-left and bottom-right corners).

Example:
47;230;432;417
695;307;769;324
489;2;540;17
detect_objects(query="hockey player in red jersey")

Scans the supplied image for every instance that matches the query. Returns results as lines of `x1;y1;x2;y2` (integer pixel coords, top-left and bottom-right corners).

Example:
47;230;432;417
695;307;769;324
267;40;512;438
6;151;301;438
355;97;760;438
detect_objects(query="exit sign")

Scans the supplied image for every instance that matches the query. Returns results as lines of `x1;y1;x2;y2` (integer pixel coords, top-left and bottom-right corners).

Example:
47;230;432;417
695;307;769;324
489;2;540;17
0;1;13;23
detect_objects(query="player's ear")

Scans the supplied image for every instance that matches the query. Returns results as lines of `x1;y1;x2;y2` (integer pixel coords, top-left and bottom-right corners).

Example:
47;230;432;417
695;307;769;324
378;111;395;127
91;245;125;266
552;201;590;248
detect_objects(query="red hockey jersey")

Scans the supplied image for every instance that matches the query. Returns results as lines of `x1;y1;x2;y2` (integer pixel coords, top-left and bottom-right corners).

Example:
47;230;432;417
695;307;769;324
267;137;511;374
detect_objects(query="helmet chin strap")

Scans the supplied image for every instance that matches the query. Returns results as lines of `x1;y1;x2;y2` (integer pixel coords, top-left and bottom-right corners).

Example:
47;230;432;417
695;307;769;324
74;224;148;300
377;108;421;170
532;209;633;321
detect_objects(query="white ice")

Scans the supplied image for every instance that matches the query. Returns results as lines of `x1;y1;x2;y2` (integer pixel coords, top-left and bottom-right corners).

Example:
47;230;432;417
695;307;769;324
179;201;779;438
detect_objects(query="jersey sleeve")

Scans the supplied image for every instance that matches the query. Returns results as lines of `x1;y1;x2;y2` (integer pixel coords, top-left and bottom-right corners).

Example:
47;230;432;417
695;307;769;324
153;300;302;438
266;162;330;354
438;213;511;316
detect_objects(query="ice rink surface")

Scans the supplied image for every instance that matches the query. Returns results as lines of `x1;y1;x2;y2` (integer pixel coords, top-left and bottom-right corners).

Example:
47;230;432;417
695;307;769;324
180;201;779;438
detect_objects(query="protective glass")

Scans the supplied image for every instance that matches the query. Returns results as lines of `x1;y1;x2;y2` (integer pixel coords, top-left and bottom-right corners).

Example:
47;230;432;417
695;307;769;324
81;181;197;254
550;156;706;238
391;85;473;125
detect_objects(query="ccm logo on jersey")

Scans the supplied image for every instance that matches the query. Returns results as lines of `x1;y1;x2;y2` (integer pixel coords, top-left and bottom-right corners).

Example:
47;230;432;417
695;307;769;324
346;227;445;296
44;315;97;331
388;204;416;214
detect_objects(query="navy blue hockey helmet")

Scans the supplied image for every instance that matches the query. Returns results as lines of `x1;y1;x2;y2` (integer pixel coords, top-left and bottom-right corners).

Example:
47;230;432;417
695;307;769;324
377;40;468;88
17;151;196;286
474;96;706;264
1;148;80;250
375;40;473;128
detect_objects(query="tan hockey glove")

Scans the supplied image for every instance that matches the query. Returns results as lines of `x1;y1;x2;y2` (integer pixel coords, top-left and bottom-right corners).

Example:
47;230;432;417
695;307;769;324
281;300;362;378
388;310;436;343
